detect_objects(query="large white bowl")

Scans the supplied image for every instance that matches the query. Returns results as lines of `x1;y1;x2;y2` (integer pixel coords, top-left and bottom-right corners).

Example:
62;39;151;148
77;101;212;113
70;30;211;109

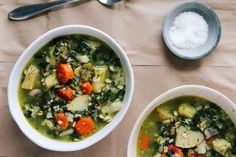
128;85;236;157
8;25;134;151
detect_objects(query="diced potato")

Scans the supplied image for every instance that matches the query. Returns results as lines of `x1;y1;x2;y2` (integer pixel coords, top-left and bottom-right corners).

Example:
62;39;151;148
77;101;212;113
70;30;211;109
212;138;231;156
175;125;204;148
101;106;112;115
178;103;197;118
44;73;57;89
92;66;108;93
156;104;175;120
111;101;122;113
67;95;90;112
21;65;39;90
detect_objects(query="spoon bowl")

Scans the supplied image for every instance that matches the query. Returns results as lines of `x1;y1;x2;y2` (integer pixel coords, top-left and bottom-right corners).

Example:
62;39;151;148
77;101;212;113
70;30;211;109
98;0;122;5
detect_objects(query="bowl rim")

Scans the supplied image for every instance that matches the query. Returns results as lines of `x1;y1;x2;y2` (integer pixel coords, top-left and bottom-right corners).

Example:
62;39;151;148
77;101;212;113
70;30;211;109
162;1;221;60
8;25;134;151
127;85;236;157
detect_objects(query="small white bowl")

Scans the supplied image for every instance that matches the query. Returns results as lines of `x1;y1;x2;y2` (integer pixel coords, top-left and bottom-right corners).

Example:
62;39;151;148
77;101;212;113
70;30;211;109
128;85;236;157
162;1;221;60
8;25;134;151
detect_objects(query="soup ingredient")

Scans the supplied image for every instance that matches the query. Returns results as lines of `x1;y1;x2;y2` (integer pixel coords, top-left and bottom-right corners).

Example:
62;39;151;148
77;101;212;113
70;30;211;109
153;153;161;157
139;135;150;152
169;11;209;49
21;65;39;90
76;55;90;63
178;103;197;118
195;140;206;154
212;138;231;156
57;87;74;101
156;104;175;120
44;73;57;89
67;95;90;112
204;127;219;139
92;66;108;93
28;89;42;97
75;117;95;136
57;63;74;83
189;153;202;157
56;113;69;129
175;125;204;148
161;145;184;157
59;128;74;137
81;82;93;95
137;96;236;157
74;66;81;77
111;101;122;113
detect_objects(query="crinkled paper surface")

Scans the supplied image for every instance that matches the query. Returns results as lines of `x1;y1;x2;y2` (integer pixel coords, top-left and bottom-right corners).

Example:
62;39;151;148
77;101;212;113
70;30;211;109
0;0;236;156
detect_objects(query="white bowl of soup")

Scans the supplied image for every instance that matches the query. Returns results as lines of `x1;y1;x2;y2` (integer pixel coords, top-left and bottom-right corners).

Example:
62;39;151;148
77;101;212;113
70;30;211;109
8;25;134;151
128;85;236;157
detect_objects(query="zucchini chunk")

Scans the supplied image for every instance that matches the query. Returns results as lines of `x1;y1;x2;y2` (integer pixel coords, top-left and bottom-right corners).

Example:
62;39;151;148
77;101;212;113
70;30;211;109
67;95;90;112
175;125;204;148
178;103;197;118
21;65;39;90
92;66;108;93
212;138;231;156
156;104;175;120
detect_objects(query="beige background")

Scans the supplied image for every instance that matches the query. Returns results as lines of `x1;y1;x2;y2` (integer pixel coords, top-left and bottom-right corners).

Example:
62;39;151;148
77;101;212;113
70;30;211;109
1;0;236;156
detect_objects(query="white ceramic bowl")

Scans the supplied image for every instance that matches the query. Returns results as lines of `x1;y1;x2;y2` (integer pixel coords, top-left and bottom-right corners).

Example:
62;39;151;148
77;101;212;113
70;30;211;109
128;85;236;157
8;25;134;151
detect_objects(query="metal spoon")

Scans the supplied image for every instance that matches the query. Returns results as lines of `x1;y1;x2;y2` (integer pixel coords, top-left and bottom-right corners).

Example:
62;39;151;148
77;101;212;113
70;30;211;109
8;0;122;21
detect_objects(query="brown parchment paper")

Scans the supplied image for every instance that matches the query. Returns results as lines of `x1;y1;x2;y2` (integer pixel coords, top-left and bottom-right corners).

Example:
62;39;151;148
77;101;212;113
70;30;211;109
1;0;236;157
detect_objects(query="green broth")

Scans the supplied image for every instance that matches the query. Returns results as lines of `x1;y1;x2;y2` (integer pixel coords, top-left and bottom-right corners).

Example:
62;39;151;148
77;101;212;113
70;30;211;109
137;96;236;157
19;34;126;142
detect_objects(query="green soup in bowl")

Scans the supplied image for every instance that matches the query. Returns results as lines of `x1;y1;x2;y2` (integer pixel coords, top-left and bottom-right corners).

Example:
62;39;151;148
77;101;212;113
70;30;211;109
8;25;134;151
19;34;126;142
128;85;236;157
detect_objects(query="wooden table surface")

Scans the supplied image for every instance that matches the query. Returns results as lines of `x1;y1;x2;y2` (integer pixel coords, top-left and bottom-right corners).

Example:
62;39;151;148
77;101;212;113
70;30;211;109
1;0;236;156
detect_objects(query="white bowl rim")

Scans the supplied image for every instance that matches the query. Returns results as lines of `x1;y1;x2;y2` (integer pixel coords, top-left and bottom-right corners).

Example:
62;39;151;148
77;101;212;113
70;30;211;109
8;25;134;152
128;85;236;157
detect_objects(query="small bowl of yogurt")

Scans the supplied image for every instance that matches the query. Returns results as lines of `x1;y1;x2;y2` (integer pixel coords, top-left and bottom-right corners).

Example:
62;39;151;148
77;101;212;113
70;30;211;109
162;1;221;60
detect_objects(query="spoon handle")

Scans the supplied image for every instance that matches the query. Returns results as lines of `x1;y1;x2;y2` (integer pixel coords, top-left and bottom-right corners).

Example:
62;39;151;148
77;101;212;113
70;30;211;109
8;0;80;21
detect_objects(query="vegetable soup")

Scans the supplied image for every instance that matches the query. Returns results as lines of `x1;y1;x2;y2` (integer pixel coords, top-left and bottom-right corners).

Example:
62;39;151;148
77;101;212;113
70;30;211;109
137;96;236;157
19;34;126;141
